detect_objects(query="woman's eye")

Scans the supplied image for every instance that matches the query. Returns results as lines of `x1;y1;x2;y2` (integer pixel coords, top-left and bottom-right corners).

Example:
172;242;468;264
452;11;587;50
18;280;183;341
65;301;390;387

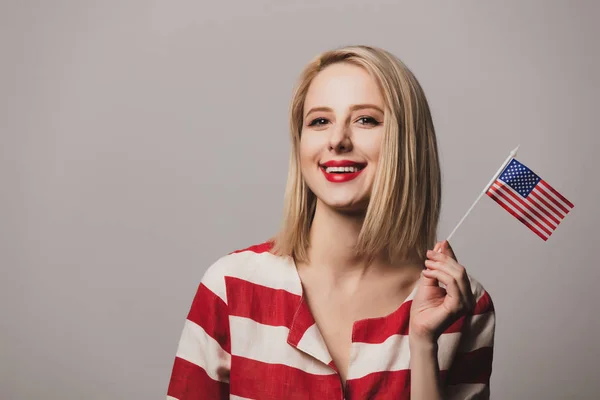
308;118;329;127
356;116;381;126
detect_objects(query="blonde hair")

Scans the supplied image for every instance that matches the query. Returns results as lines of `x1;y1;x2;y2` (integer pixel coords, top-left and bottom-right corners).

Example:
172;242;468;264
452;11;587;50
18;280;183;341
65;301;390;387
271;45;441;264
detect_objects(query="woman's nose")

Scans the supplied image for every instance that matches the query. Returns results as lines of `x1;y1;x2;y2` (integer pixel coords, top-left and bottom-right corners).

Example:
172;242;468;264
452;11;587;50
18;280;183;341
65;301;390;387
328;124;352;153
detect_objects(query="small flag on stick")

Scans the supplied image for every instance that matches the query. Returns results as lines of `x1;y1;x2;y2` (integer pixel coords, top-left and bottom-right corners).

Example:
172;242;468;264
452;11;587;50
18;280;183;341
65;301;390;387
486;158;574;241
446;145;574;243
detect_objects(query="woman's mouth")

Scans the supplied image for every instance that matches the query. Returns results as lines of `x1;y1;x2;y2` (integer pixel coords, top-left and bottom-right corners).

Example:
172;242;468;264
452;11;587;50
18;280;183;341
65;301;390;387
319;161;367;183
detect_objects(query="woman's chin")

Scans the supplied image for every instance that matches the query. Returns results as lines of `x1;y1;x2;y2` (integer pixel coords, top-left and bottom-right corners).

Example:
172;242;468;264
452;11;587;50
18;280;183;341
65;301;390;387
322;198;369;214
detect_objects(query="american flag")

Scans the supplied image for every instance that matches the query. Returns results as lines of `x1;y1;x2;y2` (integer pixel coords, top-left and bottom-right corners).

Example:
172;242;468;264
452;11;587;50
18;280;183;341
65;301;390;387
486;158;574;241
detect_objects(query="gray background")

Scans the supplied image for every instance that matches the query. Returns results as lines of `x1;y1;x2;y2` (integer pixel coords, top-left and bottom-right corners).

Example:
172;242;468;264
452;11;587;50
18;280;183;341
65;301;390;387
1;1;598;399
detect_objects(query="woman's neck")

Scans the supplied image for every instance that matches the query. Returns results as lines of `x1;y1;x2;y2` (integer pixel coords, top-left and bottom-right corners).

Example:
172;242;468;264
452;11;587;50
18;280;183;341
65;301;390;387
299;200;422;294
304;200;386;281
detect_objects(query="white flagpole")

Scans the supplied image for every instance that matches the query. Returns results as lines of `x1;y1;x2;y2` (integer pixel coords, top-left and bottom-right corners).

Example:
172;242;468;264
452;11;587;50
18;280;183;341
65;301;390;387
445;145;520;243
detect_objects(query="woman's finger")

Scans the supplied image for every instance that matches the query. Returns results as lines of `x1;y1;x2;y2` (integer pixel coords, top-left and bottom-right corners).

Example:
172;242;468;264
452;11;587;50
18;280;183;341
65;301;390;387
426;250;463;274
420;269;439;287
424;259;471;297
428;265;475;312
422;269;471;316
432;241;458;262
422;268;463;302
425;256;466;280
441;240;458;262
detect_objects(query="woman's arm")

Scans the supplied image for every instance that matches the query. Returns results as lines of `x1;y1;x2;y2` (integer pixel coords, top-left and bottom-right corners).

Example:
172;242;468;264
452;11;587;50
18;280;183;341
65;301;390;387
166;261;232;400
409;240;479;400
445;290;495;399
409;298;495;400
409;338;444;400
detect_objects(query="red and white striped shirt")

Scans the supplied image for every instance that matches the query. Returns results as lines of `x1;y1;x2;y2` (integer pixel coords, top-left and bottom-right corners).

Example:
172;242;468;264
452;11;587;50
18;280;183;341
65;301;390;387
167;242;495;399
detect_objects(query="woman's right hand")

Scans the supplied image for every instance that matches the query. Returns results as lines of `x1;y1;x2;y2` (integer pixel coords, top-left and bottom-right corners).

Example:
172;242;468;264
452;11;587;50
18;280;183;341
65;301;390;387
409;240;474;346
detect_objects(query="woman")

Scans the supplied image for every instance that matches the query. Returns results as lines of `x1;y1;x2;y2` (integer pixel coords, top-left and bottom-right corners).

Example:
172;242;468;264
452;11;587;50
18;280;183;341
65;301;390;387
166;45;495;399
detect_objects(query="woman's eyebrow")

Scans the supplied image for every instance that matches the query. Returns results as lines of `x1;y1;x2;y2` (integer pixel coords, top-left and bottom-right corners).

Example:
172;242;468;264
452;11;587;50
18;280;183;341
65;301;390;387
305;104;384;118
304;106;332;118
349;104;384;114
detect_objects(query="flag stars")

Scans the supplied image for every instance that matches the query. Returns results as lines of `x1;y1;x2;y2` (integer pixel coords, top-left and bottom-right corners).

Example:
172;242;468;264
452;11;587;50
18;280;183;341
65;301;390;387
499;159;541;197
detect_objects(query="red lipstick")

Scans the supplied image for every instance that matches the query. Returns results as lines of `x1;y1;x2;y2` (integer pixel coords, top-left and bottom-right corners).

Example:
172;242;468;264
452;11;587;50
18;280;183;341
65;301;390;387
319;160;367;183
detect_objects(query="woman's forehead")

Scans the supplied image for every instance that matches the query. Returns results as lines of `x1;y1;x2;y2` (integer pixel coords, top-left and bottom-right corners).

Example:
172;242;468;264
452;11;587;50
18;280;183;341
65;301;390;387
304;63;384;111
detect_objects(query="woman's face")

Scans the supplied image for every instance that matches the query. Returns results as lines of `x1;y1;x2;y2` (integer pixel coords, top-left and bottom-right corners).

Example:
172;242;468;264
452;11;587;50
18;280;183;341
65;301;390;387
300;62;385;213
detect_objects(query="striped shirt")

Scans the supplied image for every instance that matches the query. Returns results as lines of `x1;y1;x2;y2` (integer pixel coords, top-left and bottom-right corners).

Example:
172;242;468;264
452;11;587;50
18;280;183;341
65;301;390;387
167;242;495;399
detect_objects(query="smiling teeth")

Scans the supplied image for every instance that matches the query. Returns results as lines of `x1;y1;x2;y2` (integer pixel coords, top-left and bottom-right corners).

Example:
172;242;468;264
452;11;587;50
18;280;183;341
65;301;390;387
325;166;360;173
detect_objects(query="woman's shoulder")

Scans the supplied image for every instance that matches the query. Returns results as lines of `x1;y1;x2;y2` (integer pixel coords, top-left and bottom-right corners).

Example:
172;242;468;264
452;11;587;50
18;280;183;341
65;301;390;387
203;240;277;279
199;240;300;302
465;273;495;315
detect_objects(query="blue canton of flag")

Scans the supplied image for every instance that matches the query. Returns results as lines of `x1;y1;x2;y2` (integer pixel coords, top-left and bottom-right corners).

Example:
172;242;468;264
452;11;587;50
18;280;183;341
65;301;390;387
498;159;541;198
